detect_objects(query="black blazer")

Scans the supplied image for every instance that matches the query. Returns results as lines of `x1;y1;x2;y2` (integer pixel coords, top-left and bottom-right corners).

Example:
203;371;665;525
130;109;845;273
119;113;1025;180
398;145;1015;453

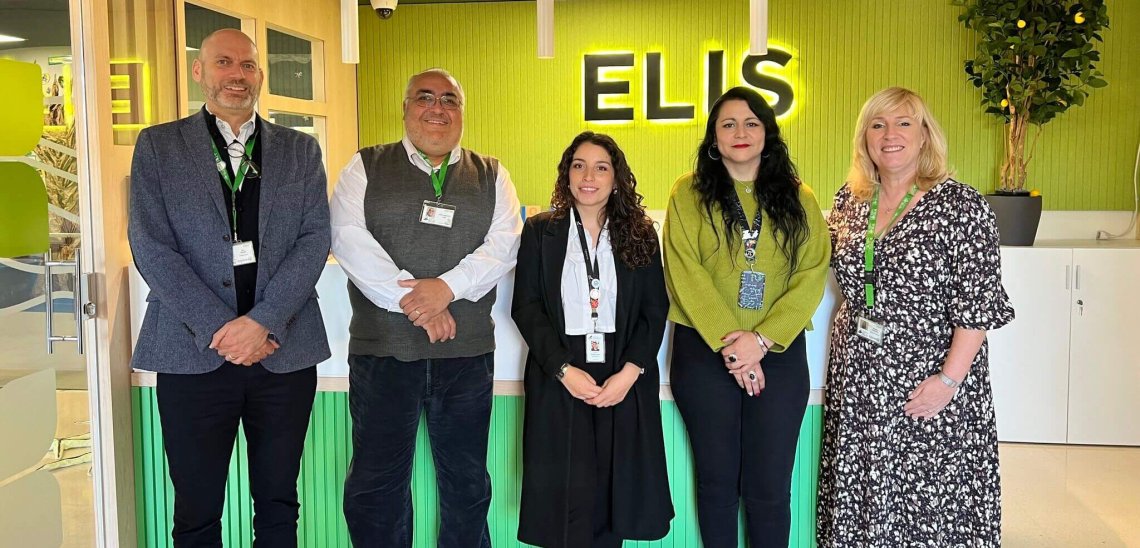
512;211;674;547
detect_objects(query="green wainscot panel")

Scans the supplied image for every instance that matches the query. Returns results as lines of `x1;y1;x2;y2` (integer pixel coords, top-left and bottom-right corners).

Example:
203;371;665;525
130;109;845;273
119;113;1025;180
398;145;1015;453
0;163;49;257
0;59;44;156
133;389;822;547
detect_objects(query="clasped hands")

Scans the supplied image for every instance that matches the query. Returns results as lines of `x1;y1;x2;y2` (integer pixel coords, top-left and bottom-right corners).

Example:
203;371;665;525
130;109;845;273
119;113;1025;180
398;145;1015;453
721;330;772;397
560;363;642;407
210;316;276;366
399;278;456;343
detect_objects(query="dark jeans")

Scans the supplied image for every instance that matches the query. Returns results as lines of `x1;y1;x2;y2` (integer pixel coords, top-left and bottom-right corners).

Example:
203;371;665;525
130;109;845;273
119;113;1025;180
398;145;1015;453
156;363;317;548
343;353;494;548
670;325;809;548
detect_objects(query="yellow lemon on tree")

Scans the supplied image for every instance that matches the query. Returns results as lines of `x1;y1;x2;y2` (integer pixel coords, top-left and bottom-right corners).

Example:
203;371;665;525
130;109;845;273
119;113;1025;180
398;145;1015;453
1017;19;1027;28
1000;98;1009;108
1074;12;1085;24
1029;189;1042;197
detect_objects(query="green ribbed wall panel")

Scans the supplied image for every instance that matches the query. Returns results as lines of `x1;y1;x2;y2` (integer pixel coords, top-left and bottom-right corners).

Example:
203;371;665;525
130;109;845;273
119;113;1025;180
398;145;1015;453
133;388;823;547
357;0;1139;211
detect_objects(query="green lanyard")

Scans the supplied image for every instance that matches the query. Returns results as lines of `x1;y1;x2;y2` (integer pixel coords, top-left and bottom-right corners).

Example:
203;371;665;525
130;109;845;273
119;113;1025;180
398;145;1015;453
210;135;257;238
419;151;451;200
863;184;916;309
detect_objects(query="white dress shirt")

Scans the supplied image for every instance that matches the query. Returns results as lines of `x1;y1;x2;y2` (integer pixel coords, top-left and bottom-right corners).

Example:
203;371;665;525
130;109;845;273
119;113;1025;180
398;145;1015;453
562;209;617;335
206;107;257;186
330;136;523;313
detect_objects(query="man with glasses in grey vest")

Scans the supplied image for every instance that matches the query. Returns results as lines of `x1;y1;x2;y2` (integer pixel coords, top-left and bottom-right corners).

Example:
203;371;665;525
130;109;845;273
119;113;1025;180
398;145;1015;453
331;68;522;547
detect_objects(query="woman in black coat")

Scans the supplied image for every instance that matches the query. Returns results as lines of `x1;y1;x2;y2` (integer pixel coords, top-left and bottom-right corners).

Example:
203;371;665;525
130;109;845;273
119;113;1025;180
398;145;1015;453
512;131;674;548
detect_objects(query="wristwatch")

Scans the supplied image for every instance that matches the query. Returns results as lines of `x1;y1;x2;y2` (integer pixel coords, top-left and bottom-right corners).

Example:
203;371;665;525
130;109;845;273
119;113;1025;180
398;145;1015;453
938;372;961;388
555;363;570;380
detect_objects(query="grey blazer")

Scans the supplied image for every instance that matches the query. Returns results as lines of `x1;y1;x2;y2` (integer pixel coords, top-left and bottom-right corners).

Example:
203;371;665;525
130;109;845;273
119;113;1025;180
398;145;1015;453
128;111;331;374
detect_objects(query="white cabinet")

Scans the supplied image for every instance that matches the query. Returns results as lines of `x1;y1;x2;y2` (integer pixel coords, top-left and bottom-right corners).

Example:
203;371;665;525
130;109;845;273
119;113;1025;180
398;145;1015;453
989;248;1072;444
990;242;1140;446
1066;249;1140;445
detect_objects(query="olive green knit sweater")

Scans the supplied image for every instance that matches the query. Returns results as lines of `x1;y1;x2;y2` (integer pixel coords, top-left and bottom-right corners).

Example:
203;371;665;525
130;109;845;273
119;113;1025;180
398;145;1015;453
663;173;832;352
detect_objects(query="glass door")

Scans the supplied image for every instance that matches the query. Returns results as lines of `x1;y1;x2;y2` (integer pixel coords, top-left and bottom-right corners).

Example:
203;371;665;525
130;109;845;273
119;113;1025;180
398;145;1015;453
0;1;96;545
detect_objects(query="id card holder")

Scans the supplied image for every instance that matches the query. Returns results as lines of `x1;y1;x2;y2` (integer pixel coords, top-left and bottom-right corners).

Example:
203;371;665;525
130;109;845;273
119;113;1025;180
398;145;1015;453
585;333;606;363
420;200;456;228
856;316;885;345
232;240;257;266
738;270;765;310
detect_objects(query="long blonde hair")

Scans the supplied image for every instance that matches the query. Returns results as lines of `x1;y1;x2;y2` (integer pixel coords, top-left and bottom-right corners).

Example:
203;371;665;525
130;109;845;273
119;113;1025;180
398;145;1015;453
847;87;951;201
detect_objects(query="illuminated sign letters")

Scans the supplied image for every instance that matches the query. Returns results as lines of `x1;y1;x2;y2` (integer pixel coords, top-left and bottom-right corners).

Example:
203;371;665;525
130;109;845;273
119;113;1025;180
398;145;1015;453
584;48;795;122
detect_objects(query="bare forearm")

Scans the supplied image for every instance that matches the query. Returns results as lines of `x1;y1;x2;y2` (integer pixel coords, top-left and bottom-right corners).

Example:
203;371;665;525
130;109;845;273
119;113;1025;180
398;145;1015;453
943;327;986;381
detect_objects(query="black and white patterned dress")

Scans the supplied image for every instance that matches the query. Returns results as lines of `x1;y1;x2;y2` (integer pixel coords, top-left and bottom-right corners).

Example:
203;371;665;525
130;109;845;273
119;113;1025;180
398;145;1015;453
817;180;1014;547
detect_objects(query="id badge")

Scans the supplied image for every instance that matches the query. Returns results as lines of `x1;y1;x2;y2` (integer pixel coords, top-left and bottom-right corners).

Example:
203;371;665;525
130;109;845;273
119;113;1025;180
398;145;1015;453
420;200;456;228
232;240;257;266
738;270;765;310
585;333;606;363
856;316;885;345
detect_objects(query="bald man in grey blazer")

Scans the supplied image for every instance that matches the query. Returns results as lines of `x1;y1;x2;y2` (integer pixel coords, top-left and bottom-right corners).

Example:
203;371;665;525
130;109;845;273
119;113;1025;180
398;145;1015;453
128;29;329;547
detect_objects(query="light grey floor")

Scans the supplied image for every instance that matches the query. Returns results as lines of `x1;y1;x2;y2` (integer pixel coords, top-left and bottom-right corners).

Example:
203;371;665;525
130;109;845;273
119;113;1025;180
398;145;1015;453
1001;443;1140;547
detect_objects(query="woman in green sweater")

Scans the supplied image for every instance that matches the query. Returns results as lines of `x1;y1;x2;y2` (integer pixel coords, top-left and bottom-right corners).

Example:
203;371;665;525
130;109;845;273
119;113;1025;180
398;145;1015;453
663;86;831;547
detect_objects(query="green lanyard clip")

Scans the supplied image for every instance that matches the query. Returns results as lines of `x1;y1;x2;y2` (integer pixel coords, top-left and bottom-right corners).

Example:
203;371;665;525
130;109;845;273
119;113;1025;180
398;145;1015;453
419;151;451;200
862;184;916;309
210;134;258;237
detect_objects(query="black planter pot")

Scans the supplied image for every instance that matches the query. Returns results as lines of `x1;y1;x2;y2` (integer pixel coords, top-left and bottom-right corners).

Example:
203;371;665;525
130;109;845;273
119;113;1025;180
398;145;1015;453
984;193;1042;246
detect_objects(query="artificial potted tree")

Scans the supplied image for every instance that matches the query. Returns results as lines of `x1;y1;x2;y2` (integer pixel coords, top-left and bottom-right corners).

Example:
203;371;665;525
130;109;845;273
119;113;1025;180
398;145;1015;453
954;0;1109;245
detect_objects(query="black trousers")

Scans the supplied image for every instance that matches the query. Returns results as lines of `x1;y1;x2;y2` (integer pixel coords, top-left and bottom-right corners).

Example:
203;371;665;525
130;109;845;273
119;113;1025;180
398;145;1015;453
156;363;317;548
670;325;809;548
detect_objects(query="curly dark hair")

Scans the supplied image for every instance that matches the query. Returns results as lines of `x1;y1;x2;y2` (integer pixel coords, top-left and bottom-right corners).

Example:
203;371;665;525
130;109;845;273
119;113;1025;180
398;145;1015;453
550;131;658;269
694;87;808;276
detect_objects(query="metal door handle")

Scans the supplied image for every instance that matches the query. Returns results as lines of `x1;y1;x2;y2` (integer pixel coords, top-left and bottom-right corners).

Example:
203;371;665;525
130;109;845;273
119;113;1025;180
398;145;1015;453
1065;265;1071;290
44;252;83;355
1074;265;1081;290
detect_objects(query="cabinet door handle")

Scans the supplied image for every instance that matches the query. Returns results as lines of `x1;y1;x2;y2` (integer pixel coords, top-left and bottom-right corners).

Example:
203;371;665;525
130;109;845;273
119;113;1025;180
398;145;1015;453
1074;265;1081;290
1065;265;1071;290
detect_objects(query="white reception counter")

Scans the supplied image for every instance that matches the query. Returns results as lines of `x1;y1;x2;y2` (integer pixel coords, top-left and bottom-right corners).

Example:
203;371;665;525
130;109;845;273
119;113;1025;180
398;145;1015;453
129;261;841;400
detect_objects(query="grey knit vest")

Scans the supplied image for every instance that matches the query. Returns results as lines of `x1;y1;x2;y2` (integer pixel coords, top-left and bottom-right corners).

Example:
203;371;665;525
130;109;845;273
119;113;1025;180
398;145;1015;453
347;143;500;361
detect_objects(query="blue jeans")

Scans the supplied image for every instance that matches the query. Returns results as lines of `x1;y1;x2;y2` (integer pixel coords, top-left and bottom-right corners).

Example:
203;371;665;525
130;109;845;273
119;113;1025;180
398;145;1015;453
343;353;494;548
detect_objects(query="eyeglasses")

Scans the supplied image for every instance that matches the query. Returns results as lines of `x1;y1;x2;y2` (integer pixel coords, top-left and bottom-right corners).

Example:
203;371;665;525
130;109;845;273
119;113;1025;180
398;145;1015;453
226;140;261;179
408;92;462;110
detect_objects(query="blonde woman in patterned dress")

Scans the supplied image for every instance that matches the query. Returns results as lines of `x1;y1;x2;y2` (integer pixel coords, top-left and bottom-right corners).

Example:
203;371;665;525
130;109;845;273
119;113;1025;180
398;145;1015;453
817;87;1014;547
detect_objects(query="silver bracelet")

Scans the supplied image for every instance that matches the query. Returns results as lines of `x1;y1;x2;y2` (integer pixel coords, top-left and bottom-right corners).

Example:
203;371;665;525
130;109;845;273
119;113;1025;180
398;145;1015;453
938;372;961;388
752;331;769;353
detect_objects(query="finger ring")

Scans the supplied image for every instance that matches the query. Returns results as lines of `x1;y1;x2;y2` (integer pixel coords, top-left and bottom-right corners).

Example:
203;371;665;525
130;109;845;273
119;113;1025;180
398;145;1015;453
728;354;737;363
225;355;235;361
748;371;757;382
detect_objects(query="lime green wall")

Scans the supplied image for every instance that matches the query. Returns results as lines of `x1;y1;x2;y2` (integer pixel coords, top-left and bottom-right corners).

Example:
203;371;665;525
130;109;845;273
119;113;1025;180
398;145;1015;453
357;0;1139;211
132;388;824;547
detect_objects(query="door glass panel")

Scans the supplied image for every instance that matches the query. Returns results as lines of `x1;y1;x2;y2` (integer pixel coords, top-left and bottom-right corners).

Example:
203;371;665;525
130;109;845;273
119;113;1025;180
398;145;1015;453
185;3;242;116
0;2;94;546
267;28;316;100
268;111;327;170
